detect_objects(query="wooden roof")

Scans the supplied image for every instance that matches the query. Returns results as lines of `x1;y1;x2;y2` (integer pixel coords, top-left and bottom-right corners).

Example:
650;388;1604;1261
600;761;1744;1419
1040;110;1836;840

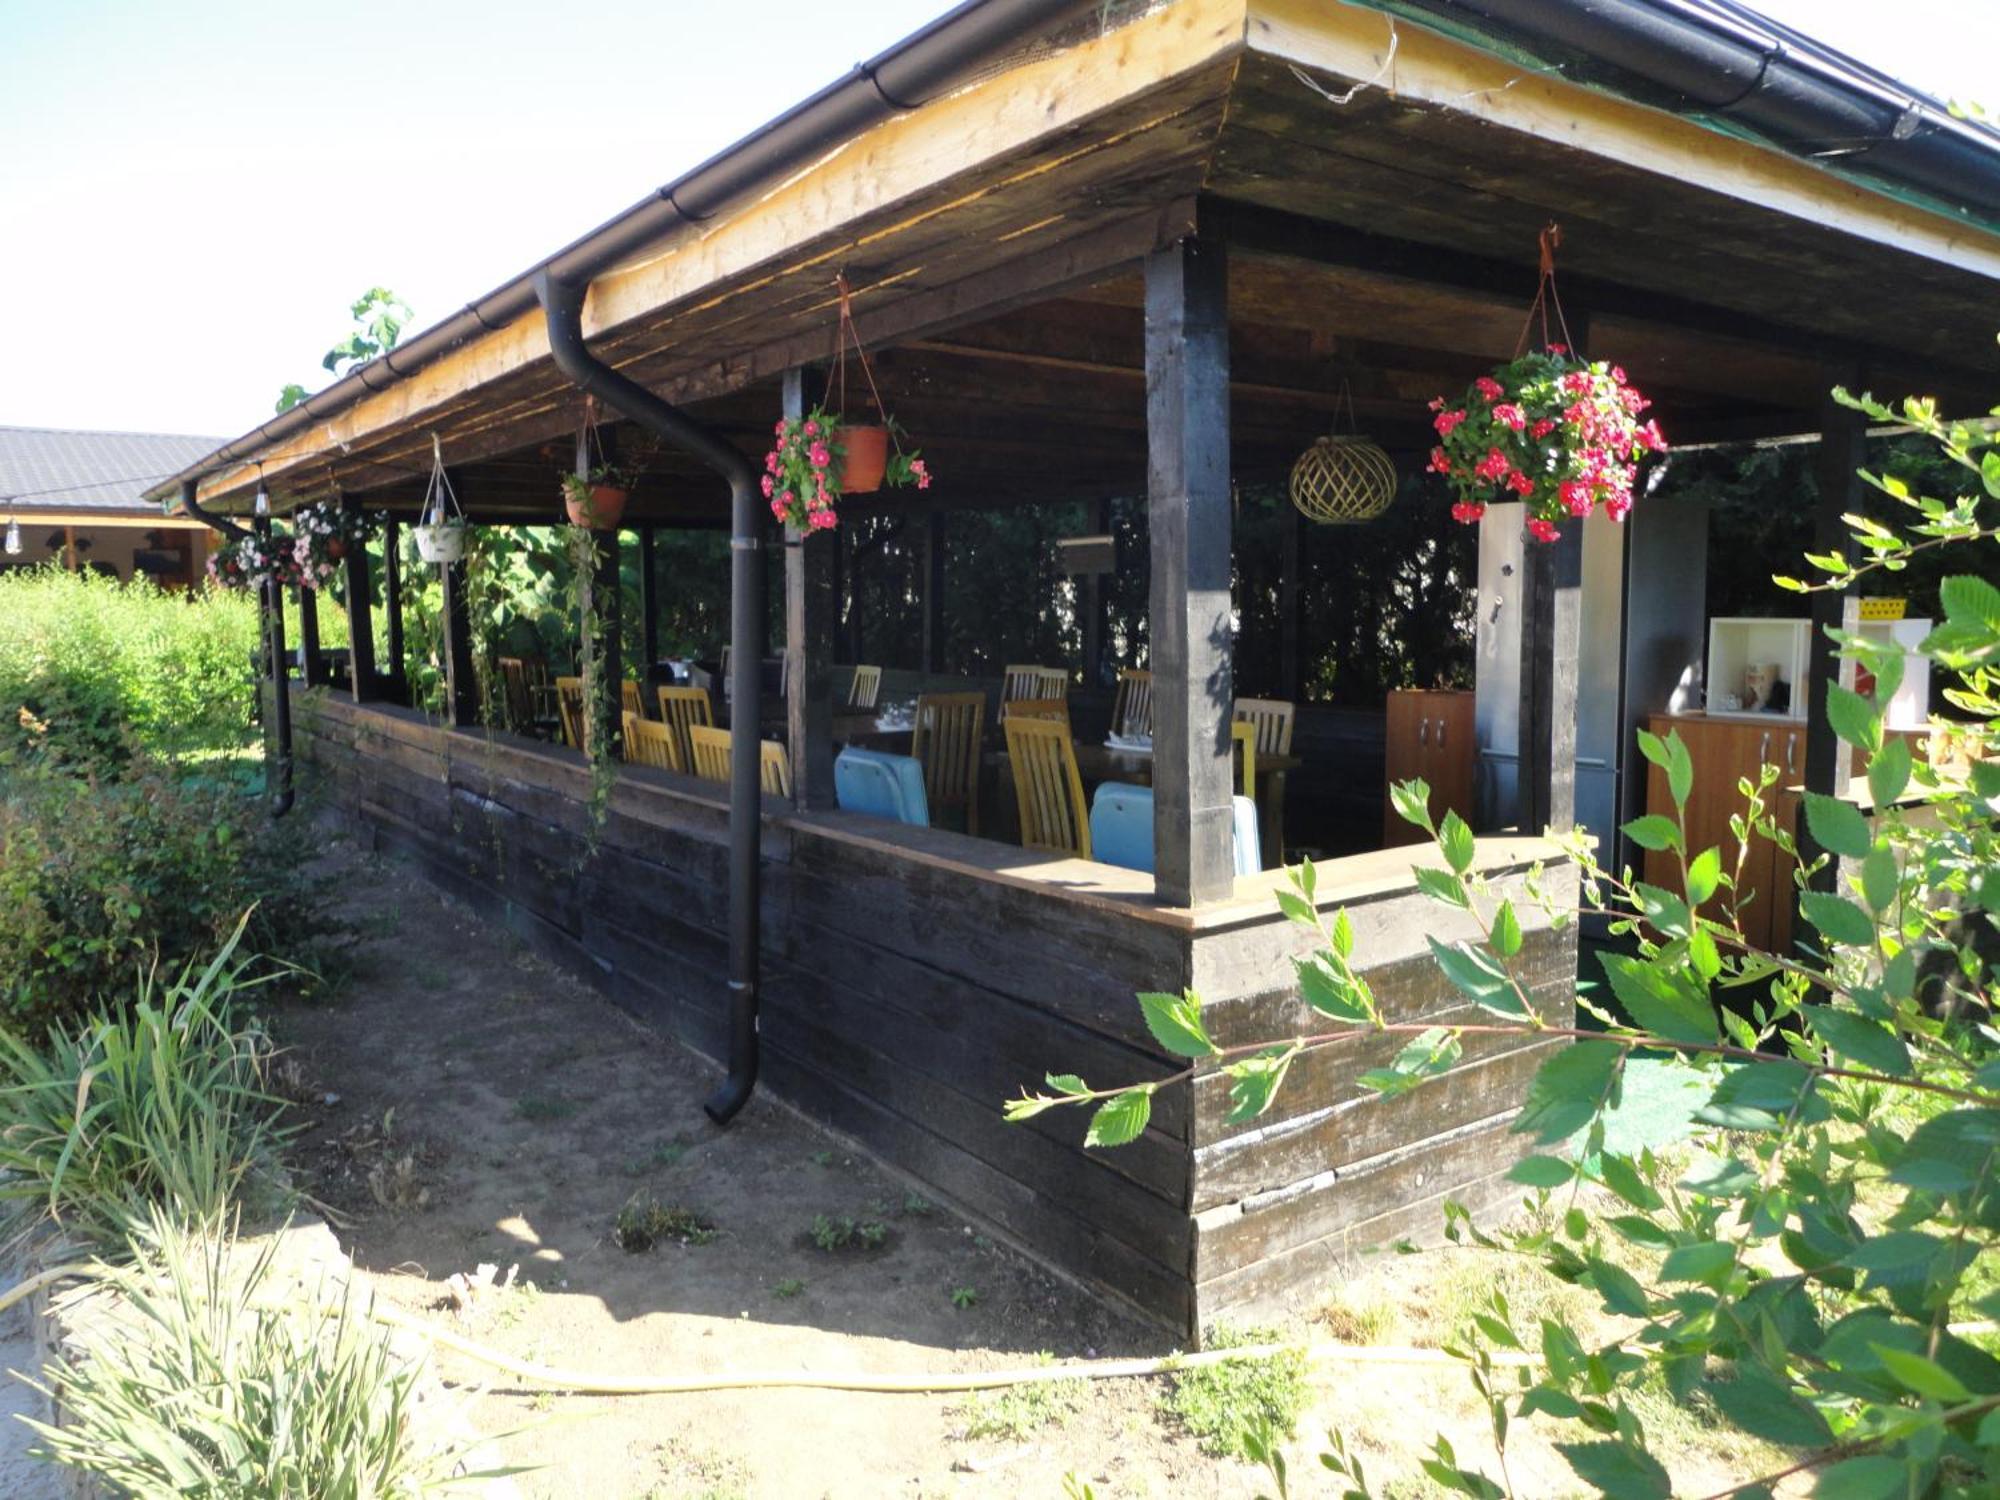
173;0;2000;524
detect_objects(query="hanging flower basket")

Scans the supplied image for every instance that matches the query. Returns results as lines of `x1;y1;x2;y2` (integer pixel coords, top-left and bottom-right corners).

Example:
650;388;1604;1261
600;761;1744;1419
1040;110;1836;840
1427;347;1666;543
762;409;928;531
560;473;630;529
415;434;467;563
208;531;303;593
287;500;374;589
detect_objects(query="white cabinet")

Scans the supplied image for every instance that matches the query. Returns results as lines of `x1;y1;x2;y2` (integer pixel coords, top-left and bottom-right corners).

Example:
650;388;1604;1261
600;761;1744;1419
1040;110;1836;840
1705;617;1810;722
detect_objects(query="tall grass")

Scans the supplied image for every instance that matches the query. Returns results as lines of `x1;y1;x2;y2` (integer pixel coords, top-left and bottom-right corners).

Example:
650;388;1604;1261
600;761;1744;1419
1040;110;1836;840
0;919;288;1252
23;1208;493;1499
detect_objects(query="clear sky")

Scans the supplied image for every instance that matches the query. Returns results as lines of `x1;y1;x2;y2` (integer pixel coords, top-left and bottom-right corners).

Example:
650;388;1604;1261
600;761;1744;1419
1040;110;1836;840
0;0;1992;447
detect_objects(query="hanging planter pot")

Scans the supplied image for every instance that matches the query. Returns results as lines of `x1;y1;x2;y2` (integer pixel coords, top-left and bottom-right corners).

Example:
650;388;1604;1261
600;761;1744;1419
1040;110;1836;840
838;425;889;494
415;433;467;565
414;522;465;564
562;476;630;529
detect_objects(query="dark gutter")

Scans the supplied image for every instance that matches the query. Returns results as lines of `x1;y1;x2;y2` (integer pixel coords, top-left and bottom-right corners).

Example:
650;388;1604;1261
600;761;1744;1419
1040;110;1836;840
149;0;1106;510
1366;0;2000;225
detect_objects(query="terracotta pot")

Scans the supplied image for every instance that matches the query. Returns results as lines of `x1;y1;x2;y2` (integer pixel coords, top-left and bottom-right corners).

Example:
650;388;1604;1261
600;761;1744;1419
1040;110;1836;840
838;425;888;494
566;484;629;529
326;537;347;561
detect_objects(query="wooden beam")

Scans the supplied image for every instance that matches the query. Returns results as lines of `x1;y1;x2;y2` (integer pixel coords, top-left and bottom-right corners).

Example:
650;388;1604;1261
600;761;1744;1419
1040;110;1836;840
1800;372;1869;887
1147;232;1236;905
783;368;837;811
340;497;379;704
381;519;406;701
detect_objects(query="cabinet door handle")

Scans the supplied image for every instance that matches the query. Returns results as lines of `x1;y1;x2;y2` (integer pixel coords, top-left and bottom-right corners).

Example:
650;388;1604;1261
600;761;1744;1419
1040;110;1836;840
1785;734;1797;775
1419;718;1429;747
1759;731;1771;766
1437;718;1447;749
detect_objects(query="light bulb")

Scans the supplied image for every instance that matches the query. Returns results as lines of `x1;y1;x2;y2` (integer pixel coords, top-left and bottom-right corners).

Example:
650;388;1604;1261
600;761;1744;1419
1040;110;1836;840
3;520;19;556
254;486;270;517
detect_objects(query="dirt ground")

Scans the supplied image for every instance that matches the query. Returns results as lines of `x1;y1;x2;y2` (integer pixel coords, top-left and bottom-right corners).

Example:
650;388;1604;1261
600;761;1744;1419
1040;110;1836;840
268;831;1780;1499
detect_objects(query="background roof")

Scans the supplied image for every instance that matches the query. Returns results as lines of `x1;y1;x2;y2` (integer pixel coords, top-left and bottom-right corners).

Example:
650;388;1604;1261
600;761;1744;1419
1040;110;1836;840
1;427;224;514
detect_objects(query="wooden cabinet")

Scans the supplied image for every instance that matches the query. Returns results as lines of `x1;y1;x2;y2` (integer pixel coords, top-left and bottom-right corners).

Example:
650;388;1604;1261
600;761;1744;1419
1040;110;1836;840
1642;713;1802;952
1384;689;1475;847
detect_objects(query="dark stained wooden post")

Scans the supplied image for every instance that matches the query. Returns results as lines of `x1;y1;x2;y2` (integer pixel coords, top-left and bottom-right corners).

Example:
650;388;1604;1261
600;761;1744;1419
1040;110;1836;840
1799;374;1868;889
340;496;378;702
1080;498;1108;690
638;524;660;671
296;583;324;685
440;557;480;730
1279;502;1303;699
784;366;837;808
920;506;947;677
382;518;405;696
831;523;850;662
1146;233;1235;905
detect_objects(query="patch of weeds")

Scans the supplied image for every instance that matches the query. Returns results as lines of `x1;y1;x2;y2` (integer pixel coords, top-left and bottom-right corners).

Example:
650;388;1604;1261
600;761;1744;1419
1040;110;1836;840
513;1092;576;1123
949;1285;979;1310
970;1232;994;1251
806;1150;836;1168
493;1281;541;1331
808;1214;888;1253
1314;1285;1406;1346
772;1278;806;1299
616;1195;719;1252
1161;1325;1308;1461
356;908;402;940
621;1139;689;1177
901;1192;934;1217
643;1436;749;1500
957;1354;1087;1440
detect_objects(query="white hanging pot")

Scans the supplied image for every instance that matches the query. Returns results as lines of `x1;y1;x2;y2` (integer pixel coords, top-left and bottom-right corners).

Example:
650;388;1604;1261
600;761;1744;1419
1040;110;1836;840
414;522;465;564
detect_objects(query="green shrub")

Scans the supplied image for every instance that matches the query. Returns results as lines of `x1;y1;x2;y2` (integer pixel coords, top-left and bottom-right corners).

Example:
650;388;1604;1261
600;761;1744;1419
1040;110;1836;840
0;566;276;766
0;757;336;1029
0;923;288;1251
24;1209;484;1499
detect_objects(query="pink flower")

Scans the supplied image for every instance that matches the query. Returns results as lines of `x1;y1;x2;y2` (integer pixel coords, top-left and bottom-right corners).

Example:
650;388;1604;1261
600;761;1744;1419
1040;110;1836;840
1507;470;1534;497
1547;343;1569;356
1530;418;1556;439
1491;403;1527;431
1605;494;1633;522
1450;501;1486;525
911;459;931;491
1638;420;1667;453
803;419;819;437
1559;479;1594;517
809;442;830;468
1474;447;1511;482
1526;517;1561;544
779;490;794;509
765;451;779;474
774;420;786;436
810;509;837;531
1428;446;1451;475
1433;408;1467;438
770;498;787;520
760;474;774;497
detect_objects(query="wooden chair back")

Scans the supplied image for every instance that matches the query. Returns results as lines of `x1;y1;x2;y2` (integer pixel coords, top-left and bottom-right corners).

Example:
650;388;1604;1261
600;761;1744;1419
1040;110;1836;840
621;680;645;719
657;685;714;772
1233;697;1296;756
1004;717;1091;859
688;724;732;783
555;675;586;751
760;739;792;799
498;656;533;730
1231;719;1258;798
623;712;683;773
911;690;985;836
847;664;883;711
1110;669;1153;738
1006;696;1070;730
1002;664;1069;708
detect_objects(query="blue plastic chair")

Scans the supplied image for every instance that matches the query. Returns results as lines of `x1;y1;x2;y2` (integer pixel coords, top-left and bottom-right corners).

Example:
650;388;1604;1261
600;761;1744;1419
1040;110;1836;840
834;748;931;827
1087;783;1262;877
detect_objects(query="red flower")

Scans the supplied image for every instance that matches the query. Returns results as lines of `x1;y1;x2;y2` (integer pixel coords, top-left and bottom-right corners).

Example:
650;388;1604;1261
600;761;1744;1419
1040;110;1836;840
760;474;774;498
1428;446;1451;475
1507;470;1534;496
1559;479;1593;516
1530;417;1556;439
774;420;787;436
1474;376;1504;402
1450;501;1486;525
1474;447;1511;482
1491;403;1527;431
803;419;819;437
1638;420;1667;453
1433;408;1467;438
1526;517;1561;544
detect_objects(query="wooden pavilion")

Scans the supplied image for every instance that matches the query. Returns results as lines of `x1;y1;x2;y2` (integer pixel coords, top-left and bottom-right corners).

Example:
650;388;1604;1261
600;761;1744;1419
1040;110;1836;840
152;0;2000;1333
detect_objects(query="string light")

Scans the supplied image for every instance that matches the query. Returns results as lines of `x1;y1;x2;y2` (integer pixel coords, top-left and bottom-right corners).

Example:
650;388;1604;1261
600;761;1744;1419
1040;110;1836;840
253;463;270;517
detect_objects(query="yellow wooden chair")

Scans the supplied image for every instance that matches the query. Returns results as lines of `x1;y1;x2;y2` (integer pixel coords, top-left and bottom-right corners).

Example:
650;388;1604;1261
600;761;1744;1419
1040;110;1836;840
688;723;731;783
1233;697;1296;757
621;680;645;720
1231;719;1258;798
1004;716;1091;859
911;690;985;836
760;739;793;799
657;685;714;773
1006;696;1070;730
555;675;586;751
623;712;683;773
1110;668;1153;738
847;664;883;711
1001;664;1068;716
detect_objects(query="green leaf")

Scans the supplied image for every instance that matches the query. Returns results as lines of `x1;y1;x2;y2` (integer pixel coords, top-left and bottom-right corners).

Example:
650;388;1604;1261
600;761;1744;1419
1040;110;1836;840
1598;1153;1663;1211
1621;814;1681;853
1810;1009;1911;1077
1660;1239;1736;1289
1358;1027;1462;1097
1491;899;1522;959
1391;778;1435;834
1083;1087;1152;1148
1687;926;1722;982
1698;1060;1819;1131
1709;1363;1832;1448
1812;1456;1907;1500
1554;1440;1669;1499
1045;1073;1089;1096
1685;847;1722;907
1439;811;1475;875
1507;1154;1575;1188
1941;572;2000;630
1867;736;1911;808
1870;1344;1970;1402
1825;683;1882;754
1843;1230;1943;1276
1136;989;1216;1059
1225;1047;1297;1124
1800;892;1876;948
1803;792;1872;860
1860;846;1898;913
1601;953;1718;1046
1633;883;1691;937
1274;889;1317;926
1890;1108;2000;1195
1584;1256;1649;1317
1427;937;1523;1016
1516;1042;1623;1144
1295;953;1373;1024
1414;867;1471;908
1329;908;1353;959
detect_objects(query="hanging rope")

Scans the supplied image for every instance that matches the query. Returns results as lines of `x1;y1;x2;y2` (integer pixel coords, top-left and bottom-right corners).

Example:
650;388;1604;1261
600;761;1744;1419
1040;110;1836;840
831;274;891;426
1513;221;1578;358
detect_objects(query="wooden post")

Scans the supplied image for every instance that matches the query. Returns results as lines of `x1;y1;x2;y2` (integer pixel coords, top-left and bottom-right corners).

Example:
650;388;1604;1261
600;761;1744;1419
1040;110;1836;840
831;523;849;661
341;496;378;702
921;507;947;676
296;584;324;685
1146;233;1235;906
440;551;480;729
1799;375;1868;888
1279;502;1303;700
639;524;660;671
1080;498;1107;690
382;518;405;698
63;525;77;572
784;367;836;809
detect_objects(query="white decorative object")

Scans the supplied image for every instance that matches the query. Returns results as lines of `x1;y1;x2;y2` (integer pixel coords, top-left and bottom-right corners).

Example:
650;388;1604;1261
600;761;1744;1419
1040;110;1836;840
1841;599;1932;730
1705;617;1809;722
414;433;466;566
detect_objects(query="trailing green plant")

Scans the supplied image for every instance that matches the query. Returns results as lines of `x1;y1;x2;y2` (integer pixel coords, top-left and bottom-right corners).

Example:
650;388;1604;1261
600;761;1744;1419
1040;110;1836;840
1010;370;2000;1496
956;1354;1087;1440
23;1206;498;1498
1159;1325;1309;1461
613;1195;717;1251
565;523;620;839
0;920;288;1252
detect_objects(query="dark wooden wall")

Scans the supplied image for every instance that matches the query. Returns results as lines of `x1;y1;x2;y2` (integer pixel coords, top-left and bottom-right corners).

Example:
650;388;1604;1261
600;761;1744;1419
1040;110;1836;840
294;693;1573;1335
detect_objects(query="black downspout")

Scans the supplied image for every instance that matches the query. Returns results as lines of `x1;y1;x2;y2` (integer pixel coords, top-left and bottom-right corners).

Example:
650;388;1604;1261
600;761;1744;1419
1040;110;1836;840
183;478;294;819
534;269;764;1126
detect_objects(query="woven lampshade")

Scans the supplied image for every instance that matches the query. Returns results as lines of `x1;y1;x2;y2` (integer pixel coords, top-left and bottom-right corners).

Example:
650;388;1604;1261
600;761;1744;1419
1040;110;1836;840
1289;435;1397;524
